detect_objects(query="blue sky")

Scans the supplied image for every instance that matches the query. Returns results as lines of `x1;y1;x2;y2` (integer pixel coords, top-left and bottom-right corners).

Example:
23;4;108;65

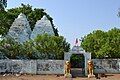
7;0;120;47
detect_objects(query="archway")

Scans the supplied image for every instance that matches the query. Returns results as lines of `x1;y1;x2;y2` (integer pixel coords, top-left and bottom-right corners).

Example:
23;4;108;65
70;54;85;77
64;45;91;76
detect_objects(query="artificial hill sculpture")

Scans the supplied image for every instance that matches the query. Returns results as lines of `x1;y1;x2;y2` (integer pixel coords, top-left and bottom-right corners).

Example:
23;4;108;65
7;13;55;43
7;13;32;43
31;15;55;40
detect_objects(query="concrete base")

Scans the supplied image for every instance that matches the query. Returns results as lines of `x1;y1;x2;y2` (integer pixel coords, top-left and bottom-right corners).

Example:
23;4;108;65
88;74;95;78
64;73;72;78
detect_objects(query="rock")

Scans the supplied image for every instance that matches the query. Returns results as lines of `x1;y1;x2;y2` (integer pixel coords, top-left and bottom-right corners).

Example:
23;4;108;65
3;74;6;76
7;13;31;43
31;15;55;40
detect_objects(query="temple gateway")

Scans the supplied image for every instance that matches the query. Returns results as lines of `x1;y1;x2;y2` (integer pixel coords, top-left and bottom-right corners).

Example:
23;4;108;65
64;43;91;76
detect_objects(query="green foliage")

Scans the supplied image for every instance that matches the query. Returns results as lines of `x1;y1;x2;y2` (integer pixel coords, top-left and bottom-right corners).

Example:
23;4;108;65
0;37;37;59
0;37;24;59
0;34;70;59
70;54;84;68
34;34;70;59
0;11;14;35
81;28;120;58
0;4;59;36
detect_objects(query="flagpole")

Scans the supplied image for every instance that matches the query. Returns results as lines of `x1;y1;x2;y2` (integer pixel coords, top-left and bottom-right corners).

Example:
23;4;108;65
118;8;120;26
75;38;78;46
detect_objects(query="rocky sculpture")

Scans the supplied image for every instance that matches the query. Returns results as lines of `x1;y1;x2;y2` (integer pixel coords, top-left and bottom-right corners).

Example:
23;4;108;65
64;61;72;78
7;14;55;43
31;15;55;40
7;13;31;43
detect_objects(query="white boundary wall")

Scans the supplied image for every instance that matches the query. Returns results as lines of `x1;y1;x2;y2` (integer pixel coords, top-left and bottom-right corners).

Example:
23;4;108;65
92;59;120;74
0;60;65;74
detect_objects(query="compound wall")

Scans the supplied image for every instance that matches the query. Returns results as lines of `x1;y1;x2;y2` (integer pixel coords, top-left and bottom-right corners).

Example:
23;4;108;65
0;60;65;74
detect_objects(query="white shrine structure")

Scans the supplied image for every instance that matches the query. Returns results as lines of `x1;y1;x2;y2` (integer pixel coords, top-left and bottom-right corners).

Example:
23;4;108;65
7;13;55;43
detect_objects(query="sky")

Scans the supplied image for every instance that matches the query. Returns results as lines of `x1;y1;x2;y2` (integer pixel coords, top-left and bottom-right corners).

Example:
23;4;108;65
7;0;120;47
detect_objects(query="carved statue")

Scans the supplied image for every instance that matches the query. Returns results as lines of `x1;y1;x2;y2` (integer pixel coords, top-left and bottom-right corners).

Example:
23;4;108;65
64;61;72;78
87;60;94;78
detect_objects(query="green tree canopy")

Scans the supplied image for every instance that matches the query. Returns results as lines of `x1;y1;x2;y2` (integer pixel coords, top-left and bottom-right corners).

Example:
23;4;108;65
0;11;14;35
0;37;25;59
0;34;70;59
34;34;70;59
81;28;120;58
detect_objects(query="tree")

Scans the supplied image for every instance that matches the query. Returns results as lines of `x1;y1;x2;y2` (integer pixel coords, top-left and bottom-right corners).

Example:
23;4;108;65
34;34;70;59
81;30;107;58
0;37;24;59
0;34;70;59
81;28;120;58
70;54;84;68
0;4;59;36
107;28;120;58
22;40;37;59
0;11;14;35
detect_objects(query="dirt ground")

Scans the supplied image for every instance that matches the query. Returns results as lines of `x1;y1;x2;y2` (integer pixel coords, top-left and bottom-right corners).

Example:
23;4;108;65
0;74;120;80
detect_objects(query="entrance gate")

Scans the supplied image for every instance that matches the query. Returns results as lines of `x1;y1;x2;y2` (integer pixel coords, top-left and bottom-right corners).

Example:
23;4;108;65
64;45;91;76
70;54;85;77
